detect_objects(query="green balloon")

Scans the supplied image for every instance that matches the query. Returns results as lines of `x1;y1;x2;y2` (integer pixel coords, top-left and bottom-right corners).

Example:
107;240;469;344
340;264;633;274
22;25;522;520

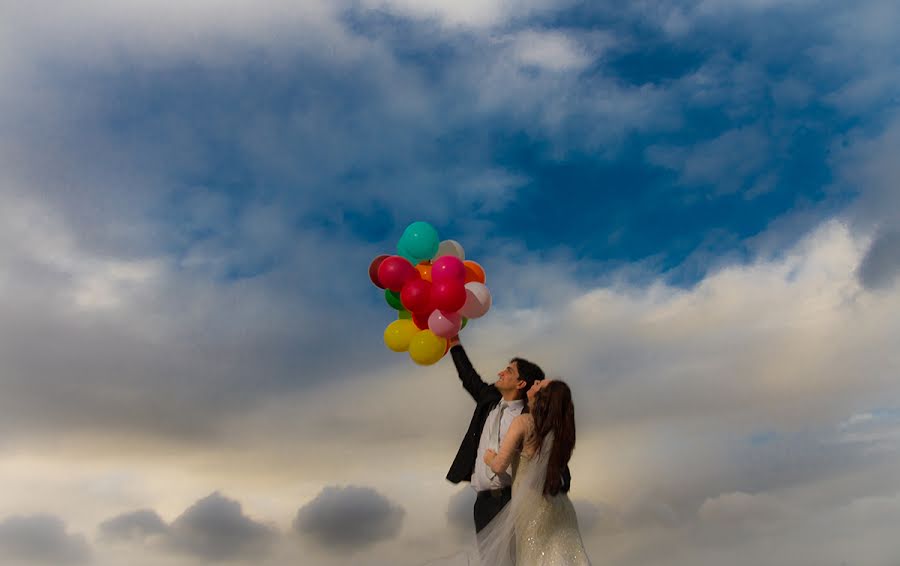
385;289;403;310
399;221;439;261
461;317;468;329
398;310;412;320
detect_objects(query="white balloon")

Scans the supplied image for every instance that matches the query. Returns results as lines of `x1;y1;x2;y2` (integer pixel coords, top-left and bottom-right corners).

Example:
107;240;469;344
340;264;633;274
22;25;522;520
459;282;491;319
435;239;465;260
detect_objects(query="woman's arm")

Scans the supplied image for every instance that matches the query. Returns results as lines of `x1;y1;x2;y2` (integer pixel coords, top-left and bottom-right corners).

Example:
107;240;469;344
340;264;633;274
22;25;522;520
485;415;528;474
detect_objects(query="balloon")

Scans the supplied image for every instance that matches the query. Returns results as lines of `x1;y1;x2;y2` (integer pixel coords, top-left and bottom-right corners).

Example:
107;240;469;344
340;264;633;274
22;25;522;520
369;254;389;288
436;239;465;260
432;280;467;312
415;262;433;282
370;225;493;363
385;289;404;310
463;260;486;284
432;256;466;284
398;221;440;262
408;329;447;365
412;309;431;330
397;241;419;265
384;319;419;352
378;256;417;292
428;309;462;338
400;278;432;314
459;282;491;319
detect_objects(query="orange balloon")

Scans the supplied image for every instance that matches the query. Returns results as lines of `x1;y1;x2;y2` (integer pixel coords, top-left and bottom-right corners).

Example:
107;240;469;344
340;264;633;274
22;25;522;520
416;262;433;282
463;260;486;284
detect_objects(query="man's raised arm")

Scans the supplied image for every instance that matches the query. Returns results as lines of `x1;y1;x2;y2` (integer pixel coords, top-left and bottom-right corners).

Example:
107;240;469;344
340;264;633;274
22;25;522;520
447;336;492;401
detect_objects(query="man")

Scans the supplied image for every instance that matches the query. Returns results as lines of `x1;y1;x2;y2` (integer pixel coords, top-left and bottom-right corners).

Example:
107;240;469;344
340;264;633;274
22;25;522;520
445;335;571;534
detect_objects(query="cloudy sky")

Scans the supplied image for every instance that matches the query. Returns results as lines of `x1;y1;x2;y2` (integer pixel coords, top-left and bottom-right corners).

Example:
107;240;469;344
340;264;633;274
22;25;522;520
1;0;899;564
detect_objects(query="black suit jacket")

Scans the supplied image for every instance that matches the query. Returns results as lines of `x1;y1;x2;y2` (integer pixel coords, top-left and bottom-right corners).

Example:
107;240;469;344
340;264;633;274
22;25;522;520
446;345;571;493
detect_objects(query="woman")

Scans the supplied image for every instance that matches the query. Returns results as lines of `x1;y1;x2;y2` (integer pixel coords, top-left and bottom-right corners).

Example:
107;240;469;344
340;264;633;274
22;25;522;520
478;379;591;565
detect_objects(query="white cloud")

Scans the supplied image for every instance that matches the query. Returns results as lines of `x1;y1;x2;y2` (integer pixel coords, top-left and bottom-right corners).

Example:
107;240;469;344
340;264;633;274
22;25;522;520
508;30;593;72
357;0;569;29
0;218;898;565
1;1;899;564
0;0;347;69
698;491;787;526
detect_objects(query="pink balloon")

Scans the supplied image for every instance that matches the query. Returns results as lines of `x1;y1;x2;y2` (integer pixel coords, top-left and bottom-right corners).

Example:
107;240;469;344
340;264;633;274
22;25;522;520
428;310;462;338
459;282;492;319
432;280;467;312
377;256;418;292
431;255;466;284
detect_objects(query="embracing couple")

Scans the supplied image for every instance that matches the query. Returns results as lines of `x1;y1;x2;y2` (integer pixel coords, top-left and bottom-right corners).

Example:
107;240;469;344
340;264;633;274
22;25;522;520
446;336;591;566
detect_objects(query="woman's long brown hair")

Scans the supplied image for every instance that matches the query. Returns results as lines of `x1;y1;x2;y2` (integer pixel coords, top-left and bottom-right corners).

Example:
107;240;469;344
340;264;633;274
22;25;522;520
531;380;576;496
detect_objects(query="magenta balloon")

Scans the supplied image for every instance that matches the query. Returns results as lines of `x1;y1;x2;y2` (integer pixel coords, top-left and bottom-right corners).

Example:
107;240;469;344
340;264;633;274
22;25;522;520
377;256;417;292
432;280;467;312
431;255;466;284
428;310;462;338
401;278;433;314
459;282;492;319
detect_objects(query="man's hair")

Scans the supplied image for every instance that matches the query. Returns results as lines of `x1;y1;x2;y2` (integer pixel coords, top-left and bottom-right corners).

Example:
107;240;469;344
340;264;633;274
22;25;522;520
511;357;545;401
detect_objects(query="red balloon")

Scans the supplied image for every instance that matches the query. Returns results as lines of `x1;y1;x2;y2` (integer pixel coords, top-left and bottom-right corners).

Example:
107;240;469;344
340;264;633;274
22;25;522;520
369;254;389;288
401;278;433;314
432;256;466;284
432;280;467;312
377;256;418;292
412;309;431;330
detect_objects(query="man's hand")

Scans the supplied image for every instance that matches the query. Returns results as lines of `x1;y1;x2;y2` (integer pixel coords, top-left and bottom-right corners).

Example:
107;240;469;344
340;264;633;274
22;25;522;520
484;449;497;466
448;334;460;348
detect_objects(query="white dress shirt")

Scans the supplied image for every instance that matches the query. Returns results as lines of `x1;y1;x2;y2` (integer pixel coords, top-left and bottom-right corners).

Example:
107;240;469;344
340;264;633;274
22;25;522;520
471;398;525;492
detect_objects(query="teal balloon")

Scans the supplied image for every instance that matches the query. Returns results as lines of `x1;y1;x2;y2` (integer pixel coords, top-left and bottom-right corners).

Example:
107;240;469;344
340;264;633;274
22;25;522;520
385;289;403;310
397;241;419;265
399;221;440;262
461;317;468;329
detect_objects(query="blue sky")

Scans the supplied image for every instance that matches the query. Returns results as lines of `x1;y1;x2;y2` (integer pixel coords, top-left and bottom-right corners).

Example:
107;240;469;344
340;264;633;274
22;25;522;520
0;1;899;565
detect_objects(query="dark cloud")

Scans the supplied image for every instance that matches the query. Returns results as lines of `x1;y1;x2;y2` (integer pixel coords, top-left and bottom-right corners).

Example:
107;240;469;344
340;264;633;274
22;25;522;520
858;230;900;290
0;515;90;564
97;509;168;542
446;488;475;536
294;486;405;551
167;492;276;561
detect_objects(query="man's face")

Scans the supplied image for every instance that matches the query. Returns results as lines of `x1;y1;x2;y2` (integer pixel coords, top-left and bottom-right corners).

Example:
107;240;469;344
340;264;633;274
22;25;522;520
496;361;524;394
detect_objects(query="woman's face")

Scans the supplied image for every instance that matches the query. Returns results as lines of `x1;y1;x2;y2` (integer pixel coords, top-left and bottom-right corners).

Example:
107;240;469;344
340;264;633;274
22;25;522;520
527;379;550;406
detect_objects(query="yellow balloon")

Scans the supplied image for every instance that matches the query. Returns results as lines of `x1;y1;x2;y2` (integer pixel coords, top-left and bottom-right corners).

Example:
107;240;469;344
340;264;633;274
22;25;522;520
384;319;418;352
408;329;448;366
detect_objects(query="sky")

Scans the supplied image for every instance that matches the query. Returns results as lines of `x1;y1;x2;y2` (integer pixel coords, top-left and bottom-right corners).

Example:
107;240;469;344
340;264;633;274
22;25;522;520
0;0;899;564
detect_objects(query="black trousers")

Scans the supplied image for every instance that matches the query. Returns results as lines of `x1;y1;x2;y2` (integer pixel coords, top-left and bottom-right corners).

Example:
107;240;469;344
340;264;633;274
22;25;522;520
474;487;512;533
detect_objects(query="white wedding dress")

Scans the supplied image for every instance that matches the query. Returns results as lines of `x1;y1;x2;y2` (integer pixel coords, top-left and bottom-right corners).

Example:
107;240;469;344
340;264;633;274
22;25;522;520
476;417;592;566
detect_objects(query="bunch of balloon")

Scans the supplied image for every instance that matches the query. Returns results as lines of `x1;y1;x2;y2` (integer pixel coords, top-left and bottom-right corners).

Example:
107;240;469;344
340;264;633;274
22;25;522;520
368;221;492;366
